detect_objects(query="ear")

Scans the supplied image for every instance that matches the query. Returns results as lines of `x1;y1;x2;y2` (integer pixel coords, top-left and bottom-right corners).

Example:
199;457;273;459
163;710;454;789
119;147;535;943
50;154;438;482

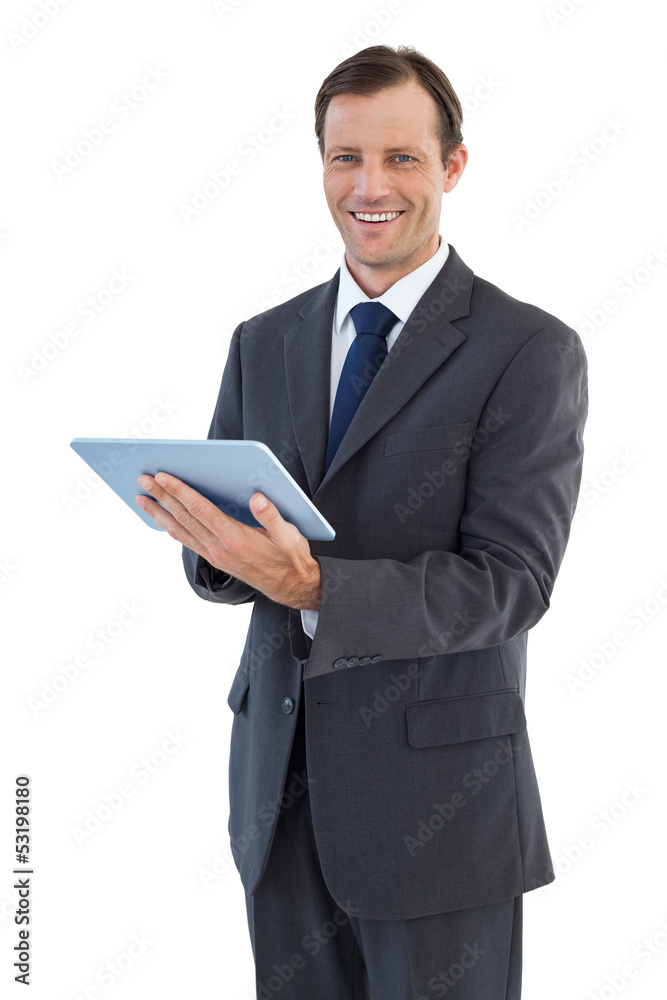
443;144;468;193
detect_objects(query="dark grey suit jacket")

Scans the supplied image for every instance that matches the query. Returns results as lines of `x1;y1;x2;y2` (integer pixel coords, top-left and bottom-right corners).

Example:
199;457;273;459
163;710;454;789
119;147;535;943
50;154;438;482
182;244;588;920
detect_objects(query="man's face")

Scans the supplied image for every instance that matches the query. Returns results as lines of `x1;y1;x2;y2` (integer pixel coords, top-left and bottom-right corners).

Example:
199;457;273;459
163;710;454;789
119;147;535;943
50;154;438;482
321;80;456;283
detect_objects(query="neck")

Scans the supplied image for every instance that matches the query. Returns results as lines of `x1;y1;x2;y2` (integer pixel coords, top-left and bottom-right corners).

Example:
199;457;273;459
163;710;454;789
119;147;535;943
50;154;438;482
345;234;441;298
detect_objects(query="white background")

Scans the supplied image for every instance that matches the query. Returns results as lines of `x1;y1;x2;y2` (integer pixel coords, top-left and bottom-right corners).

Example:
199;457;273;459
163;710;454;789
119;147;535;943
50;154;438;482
1;0;666;997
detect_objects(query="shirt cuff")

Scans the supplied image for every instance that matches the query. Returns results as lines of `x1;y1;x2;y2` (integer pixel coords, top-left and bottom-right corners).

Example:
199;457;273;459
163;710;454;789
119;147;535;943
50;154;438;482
300;608;319;639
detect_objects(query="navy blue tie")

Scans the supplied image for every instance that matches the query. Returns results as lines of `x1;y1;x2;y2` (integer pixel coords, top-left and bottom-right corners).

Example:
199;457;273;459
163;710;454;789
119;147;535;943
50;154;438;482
325;301;398;474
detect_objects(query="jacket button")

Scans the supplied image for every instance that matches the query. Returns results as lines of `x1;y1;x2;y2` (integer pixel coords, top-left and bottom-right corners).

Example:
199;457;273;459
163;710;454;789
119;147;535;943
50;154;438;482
347;656;360;667
333;658;348;669
281;697;294;714
370;655;382;663
359;656;371;665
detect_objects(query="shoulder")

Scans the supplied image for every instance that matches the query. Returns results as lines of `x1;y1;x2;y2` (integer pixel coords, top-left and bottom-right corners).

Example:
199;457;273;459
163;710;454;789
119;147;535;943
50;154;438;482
471;273;573;337
238;271;339;342
466;272;586;371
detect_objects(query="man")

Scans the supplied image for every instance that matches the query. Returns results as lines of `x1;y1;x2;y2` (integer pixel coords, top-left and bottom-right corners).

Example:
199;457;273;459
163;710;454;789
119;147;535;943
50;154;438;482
135;45;587;999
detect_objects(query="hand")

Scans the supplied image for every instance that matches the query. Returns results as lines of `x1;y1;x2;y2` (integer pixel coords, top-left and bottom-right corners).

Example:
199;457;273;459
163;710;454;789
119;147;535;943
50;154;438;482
135;472;321;610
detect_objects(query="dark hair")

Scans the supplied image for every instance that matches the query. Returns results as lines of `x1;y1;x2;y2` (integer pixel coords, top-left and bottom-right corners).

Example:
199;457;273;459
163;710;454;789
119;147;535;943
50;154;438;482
314;45;464;169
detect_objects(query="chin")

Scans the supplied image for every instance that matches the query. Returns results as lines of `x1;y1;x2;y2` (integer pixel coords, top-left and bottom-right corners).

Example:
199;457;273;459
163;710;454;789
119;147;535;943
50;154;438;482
352;251;400;269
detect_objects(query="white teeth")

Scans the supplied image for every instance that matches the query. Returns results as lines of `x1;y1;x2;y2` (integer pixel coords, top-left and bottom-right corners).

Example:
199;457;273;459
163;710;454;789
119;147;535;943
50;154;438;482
354;211;402;222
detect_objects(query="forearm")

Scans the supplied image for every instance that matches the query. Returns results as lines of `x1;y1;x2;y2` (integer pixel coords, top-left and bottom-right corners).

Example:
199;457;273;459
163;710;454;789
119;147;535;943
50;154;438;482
313;545;550;662
181;545;256;605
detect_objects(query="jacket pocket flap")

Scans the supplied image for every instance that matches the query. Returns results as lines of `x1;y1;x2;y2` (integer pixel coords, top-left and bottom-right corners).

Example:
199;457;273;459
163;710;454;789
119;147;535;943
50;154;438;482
227;666;250;714
384;421;471;456
406;688;526;748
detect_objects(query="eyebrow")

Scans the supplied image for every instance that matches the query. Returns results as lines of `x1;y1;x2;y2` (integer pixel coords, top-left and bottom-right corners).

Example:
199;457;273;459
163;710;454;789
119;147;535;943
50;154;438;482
328;145;428;157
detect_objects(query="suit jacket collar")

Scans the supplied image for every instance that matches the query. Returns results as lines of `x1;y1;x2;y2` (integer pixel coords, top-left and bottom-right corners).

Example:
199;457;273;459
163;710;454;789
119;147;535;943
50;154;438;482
284;243;474;499
334;236;451;333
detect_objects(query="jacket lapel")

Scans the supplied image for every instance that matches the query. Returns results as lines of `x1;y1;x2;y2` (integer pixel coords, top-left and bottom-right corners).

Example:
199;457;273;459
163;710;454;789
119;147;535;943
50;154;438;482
284;244;474;499
283;271;340;498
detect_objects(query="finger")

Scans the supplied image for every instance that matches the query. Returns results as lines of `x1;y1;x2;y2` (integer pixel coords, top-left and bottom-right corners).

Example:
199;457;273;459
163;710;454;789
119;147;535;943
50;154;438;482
135;494;209;554
249;493;298;543
137;473;224;549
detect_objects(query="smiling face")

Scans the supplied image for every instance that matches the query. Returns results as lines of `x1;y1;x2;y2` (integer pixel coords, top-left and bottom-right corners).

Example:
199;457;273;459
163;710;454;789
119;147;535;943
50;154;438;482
321;79;467;297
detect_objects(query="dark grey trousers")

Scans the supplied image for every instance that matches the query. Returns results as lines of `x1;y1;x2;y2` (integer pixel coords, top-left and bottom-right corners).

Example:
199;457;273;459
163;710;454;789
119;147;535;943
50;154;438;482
244;655;523;1000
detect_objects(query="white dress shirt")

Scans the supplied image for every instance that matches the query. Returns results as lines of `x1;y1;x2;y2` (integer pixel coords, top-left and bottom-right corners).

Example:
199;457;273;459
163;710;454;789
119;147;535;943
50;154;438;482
300;235;450;640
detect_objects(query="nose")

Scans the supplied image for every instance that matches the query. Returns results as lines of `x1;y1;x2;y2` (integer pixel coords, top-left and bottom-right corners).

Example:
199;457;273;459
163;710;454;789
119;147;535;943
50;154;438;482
353;159;391;205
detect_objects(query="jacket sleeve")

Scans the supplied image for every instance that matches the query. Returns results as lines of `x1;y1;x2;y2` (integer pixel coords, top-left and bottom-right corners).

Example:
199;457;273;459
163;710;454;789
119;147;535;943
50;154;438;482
308;324;588;670
181;321;256;606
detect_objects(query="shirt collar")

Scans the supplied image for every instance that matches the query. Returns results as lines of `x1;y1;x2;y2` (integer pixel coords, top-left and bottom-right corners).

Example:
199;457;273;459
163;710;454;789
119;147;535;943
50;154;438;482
334;235;450;335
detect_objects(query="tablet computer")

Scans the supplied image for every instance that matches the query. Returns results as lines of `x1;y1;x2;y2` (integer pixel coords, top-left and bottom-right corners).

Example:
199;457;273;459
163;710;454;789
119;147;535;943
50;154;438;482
69;438;335;541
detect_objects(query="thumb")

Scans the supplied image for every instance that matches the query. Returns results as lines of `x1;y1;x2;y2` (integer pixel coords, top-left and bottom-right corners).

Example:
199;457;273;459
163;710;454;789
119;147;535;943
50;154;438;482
250;492;277;521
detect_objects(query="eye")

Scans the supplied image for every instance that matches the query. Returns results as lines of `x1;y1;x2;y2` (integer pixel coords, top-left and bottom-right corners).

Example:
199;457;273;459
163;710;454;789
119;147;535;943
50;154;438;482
337;155;356;162
395;155;413;163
